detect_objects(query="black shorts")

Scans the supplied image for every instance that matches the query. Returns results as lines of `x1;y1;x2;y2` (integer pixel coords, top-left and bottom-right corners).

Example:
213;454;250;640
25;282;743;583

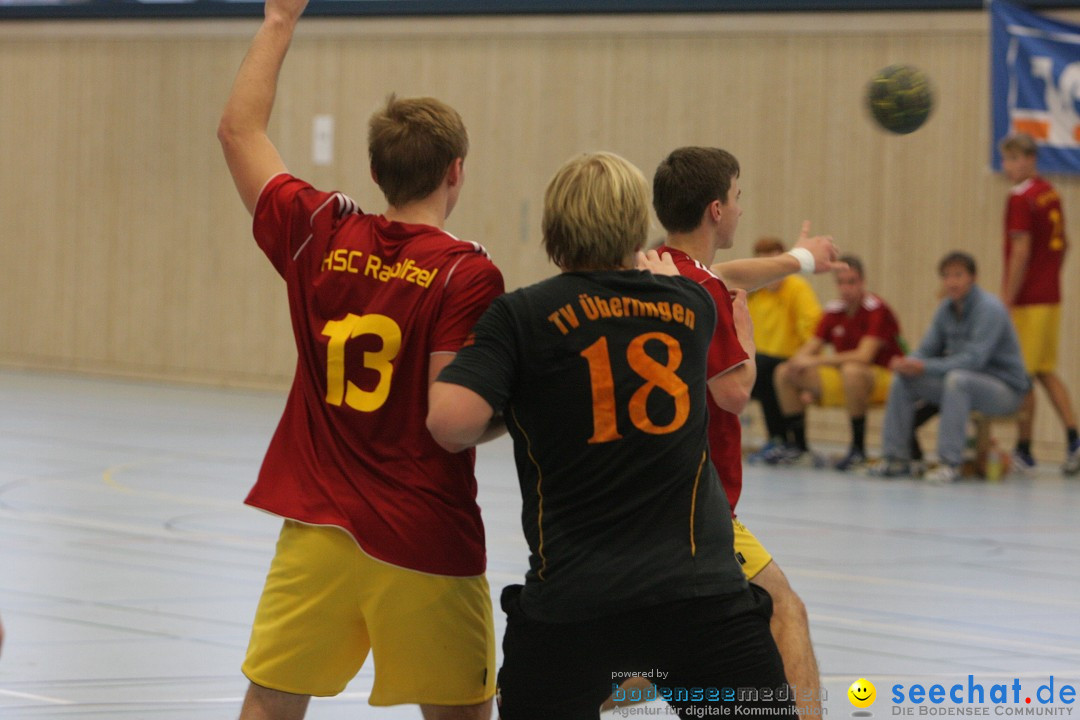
497;584;793;720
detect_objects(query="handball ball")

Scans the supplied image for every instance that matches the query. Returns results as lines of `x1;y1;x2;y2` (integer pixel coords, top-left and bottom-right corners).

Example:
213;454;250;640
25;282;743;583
866;64;934;135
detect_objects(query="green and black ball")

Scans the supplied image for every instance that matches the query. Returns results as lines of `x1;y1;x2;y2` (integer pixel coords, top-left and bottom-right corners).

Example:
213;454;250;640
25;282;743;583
866;64;934;135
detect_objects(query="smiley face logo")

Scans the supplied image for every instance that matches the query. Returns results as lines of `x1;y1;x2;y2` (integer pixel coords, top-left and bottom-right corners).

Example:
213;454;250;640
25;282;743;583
848;678;876;708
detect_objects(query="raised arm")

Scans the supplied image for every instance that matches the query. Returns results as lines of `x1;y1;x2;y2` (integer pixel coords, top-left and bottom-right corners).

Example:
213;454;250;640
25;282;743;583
217;0;308;215
711;221;843;292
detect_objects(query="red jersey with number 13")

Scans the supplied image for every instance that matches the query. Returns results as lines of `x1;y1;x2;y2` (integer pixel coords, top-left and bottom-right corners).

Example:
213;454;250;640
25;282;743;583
248;173;504;577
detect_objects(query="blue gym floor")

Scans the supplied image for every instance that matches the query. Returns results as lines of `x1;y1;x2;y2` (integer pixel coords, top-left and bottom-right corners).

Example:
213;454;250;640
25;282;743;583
1;369;1077;718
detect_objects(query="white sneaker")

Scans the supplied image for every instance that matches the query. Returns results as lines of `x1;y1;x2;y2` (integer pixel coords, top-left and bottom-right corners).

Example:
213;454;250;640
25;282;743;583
867;458;911;478
1012;449;1036;475
1063;441;1080;476
924;464;959;485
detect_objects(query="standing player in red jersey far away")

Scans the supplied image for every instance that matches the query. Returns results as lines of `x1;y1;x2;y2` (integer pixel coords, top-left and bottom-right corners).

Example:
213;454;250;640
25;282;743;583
218;0;504;717
999;133;1080;476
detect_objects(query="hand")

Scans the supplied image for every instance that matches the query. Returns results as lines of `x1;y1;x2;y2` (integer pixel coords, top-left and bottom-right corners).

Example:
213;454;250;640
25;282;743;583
794;220;845;274
891;355;925;376
636;250;680;276
788;354;815;373
266;0;309;23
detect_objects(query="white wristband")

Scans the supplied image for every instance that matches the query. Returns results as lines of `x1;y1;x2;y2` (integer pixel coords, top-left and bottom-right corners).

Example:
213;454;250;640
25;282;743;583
787;247;815;275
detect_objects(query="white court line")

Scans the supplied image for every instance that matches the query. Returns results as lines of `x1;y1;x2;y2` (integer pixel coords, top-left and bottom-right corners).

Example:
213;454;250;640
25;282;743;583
0;689;372;707
812;612;1080;657
0;688;75;704
0;506;270;548
822;671;1080;682
790;568;1080;611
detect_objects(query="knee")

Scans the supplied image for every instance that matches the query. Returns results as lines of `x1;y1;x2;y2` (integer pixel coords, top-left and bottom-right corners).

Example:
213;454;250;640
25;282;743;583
839;362;868;383
767;580;809;627
943;369;973;395
773;592;810;634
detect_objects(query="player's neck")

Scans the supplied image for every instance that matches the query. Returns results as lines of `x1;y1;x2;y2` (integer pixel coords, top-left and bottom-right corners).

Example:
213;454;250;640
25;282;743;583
663;229;716;265
384;194;448;229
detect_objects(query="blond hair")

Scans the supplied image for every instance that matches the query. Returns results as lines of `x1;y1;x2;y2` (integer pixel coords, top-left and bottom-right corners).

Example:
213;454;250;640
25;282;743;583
368;94;469;207
542;152;650;271
999;132;1038;157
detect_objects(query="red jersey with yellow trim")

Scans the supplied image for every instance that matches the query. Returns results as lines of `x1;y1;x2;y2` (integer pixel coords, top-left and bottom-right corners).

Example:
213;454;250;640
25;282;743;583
1005;176;1067;305
657;245;749;516
248;173;504;577
816;293;903;368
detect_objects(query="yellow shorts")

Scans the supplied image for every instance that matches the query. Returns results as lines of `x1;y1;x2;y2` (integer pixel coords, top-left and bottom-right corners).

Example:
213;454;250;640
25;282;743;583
732;517;773;580
817;364;892;407
243;520;496;706
1011;304;1060;375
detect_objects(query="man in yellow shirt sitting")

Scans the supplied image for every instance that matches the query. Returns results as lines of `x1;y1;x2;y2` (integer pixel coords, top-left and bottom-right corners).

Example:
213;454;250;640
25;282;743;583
746;237;823;463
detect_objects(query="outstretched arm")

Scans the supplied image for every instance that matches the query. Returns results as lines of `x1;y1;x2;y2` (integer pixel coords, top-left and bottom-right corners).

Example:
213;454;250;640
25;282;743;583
218;0;308;214
712;221;844;292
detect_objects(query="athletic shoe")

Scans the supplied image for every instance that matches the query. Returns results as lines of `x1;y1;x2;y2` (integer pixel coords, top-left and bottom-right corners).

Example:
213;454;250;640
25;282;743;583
775;447;826;469
867;458;911;478
924;464;959;485
1012;449;1036;475
760;443;799;465
1063;440;1080;476
833;447;867;472
747;439;783;465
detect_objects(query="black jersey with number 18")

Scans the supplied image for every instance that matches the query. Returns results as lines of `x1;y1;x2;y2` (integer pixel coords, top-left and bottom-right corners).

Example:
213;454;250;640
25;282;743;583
438;269;748;623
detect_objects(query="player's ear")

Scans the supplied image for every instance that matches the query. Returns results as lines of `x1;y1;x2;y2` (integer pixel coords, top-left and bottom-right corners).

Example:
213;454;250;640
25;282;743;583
370;166;379;185
445;157;464;188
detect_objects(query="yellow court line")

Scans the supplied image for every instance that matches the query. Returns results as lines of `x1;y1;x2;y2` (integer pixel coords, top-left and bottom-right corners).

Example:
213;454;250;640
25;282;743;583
102;458;242;511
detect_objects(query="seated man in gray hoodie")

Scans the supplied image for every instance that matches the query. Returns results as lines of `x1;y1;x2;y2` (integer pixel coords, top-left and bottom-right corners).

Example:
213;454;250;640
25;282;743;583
876;251;1031;484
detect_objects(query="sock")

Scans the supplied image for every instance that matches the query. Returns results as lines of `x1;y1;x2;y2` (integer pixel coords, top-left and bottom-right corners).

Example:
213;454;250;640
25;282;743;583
1067;428;1078;447
910;435;924;461
1016;440;1032;456
851;416;866;454
784;413;807;451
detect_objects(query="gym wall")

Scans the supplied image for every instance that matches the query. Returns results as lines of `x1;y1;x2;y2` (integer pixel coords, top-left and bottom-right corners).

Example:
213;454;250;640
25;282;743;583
0;11;1075;455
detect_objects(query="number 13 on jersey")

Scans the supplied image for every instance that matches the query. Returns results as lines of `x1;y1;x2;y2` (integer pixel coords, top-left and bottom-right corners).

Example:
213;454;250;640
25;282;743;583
321;313;402;412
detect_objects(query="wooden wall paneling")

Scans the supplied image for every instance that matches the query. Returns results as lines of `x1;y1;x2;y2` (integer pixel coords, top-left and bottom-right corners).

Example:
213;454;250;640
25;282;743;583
0;13;1075;458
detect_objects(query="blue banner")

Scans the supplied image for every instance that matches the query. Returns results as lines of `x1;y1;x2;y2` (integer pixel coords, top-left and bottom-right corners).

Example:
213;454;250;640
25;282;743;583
991;0;1080;173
